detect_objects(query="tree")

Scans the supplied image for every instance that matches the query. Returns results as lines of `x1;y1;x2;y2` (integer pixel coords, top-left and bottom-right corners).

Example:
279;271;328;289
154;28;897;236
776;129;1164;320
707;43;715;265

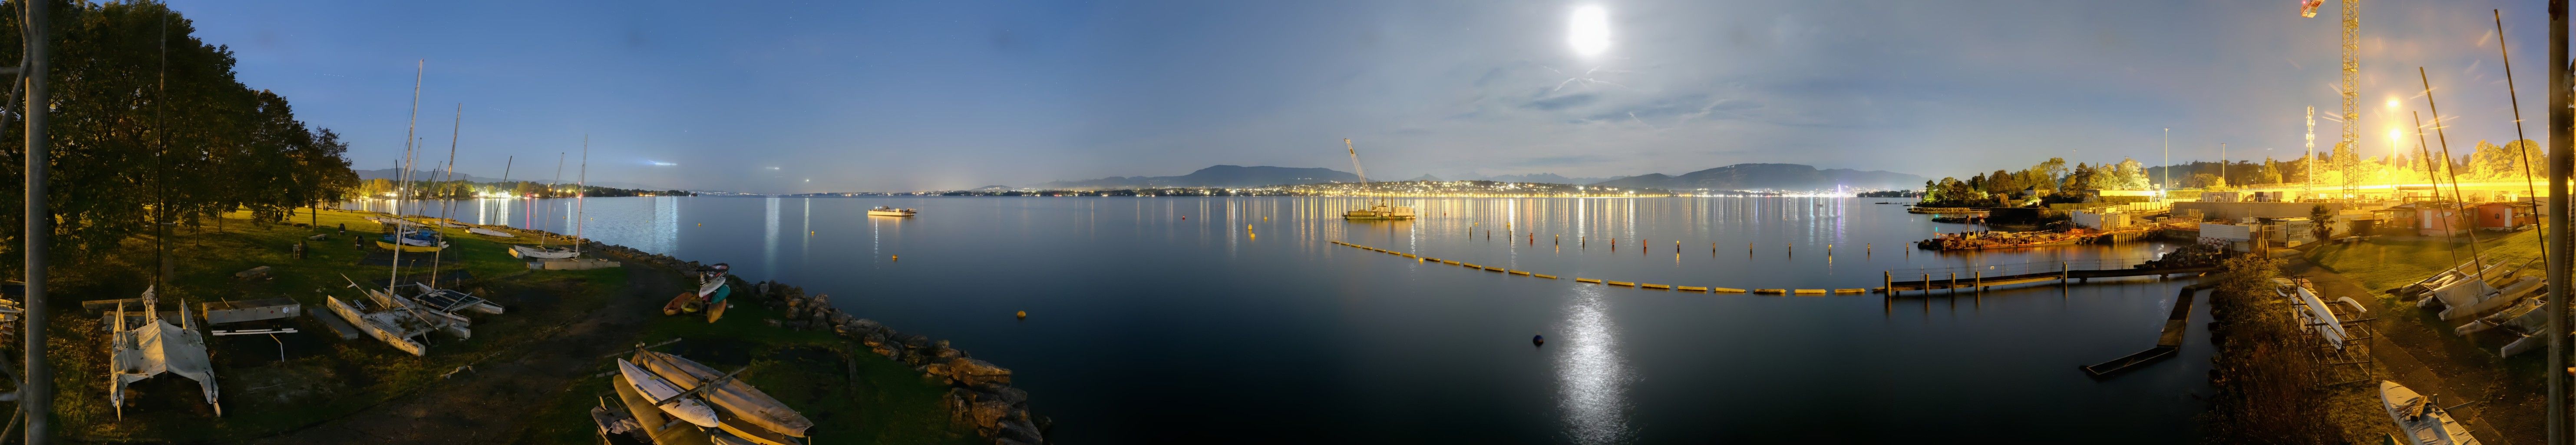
2309;205;2334;240
0;2;355;269
2112;158;2151;189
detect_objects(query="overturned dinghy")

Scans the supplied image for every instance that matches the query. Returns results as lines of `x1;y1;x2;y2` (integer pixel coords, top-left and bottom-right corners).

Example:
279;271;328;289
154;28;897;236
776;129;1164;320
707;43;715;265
467;227;515;238
109;286;221;417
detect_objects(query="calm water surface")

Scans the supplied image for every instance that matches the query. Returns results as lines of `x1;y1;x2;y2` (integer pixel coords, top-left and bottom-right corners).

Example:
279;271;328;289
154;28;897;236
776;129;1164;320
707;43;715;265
354;196;2212;443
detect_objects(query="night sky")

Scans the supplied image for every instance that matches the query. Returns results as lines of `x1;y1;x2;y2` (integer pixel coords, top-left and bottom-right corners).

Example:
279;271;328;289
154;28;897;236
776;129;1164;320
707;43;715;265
173;0;2551;192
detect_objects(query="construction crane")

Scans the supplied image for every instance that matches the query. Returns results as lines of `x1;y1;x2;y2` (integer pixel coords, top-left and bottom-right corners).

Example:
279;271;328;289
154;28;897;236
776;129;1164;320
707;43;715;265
2300;0;2358;197
1339;139;1415;220
1345;138;1368;187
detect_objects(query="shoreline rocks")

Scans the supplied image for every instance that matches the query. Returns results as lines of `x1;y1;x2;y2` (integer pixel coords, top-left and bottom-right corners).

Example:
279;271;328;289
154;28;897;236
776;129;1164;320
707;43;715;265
582;242;1052;445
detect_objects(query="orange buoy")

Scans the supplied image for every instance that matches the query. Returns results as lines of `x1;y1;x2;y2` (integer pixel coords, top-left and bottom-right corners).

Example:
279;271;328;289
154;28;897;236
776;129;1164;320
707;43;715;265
1016;310;1027;319
892;255;899;262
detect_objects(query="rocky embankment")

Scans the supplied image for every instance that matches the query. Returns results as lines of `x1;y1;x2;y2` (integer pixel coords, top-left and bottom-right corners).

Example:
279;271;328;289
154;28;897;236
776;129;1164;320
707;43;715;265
585;242;1054;445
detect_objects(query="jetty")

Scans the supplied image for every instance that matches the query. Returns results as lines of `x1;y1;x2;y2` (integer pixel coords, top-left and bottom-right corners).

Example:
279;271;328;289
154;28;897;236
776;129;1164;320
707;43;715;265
1881;258;2216;295
2079;283;2209;378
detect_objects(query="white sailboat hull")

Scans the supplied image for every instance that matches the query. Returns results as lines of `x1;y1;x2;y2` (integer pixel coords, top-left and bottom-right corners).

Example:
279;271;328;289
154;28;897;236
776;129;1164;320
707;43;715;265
512;245;578;259
326;296;427;356
618;359;721;428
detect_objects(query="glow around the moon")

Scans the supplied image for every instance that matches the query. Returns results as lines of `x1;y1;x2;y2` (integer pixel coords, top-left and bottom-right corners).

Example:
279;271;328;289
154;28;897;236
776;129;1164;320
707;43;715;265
1569;5;1610;57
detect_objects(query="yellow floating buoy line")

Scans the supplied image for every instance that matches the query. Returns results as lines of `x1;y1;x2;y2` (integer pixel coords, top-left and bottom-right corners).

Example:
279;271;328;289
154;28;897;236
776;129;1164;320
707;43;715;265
1325;240;1879;296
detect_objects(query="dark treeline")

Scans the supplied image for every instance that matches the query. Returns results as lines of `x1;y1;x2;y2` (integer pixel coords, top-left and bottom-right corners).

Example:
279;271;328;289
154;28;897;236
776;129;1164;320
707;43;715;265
0;1;357;270
349;178;690;199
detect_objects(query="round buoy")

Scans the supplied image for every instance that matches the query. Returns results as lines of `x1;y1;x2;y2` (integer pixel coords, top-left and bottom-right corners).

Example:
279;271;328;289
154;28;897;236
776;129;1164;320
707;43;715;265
1532;334;1546;346
892;255;899;262
1016;310;1027;319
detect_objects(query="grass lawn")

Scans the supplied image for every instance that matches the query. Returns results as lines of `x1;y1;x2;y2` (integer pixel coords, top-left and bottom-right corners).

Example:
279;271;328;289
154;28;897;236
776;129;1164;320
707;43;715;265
32;207;978;444
2305;227;2546;293
512;285;981;445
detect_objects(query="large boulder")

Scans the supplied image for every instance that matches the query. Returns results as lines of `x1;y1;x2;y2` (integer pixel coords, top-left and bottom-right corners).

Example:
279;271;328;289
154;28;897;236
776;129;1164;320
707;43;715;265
851;319;885;335
946;358;1012;386
994;418;1044;444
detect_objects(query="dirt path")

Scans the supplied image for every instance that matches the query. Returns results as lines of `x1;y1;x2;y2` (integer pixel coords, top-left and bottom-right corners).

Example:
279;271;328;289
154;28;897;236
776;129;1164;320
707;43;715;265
251;262;678;444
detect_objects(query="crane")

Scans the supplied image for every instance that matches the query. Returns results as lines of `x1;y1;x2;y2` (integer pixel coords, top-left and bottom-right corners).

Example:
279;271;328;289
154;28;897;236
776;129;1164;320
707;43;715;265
1345;138;1368;188
2300;0;2358;197
1338;139;1415;220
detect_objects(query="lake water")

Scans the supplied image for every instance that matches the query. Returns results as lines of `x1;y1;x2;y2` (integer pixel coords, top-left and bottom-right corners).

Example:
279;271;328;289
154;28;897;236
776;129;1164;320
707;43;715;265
350;196;2212;443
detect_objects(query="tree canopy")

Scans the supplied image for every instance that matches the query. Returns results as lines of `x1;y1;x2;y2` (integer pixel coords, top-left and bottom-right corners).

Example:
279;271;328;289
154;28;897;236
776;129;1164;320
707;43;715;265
0;1;356;271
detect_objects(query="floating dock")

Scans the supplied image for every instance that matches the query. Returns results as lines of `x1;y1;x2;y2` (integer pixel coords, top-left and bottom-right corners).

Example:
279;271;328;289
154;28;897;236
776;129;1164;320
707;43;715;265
1882;259;2215;295
2079;283;2208;378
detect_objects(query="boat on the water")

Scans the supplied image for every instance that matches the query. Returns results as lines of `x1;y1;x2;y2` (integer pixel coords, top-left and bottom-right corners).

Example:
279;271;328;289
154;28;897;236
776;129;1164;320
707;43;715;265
867;206;917;217
617;359;722;428
1343;203;1416;220
637;351;812;443
2381;380;2479;445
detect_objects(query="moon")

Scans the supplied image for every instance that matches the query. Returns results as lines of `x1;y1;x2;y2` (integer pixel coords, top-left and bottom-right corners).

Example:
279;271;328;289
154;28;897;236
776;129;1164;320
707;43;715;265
1569;6;1610;57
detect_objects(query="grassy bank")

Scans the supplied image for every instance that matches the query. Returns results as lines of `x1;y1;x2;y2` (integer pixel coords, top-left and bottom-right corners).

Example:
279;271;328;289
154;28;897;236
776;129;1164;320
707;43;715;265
2305;228;2545;293
30;208;976;443
2301;227;2550;444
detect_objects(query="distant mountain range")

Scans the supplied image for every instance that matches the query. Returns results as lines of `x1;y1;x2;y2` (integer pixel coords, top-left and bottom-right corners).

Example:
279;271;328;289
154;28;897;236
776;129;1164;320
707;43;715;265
1031;163;1921;192
1589;163;1926;192
1032;165;1359;189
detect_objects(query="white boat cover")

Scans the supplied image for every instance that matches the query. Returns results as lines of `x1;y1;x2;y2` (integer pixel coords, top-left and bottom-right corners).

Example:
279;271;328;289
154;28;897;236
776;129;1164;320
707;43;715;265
466;227;514;238
2381;380;2480;445
109;286;221;417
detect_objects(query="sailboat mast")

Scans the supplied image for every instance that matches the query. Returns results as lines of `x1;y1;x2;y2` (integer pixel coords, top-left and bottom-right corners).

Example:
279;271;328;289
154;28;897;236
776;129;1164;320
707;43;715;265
429;104;461;289
577;137;588;256
496;155;512;223
390;60;423;295
441;103;460;220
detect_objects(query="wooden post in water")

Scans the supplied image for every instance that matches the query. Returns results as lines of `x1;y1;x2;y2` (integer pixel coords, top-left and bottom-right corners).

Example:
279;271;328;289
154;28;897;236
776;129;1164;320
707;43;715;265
1884;272;1892;297
1974;271;1983;302
1948;272;1957;294
1922;273;1929;298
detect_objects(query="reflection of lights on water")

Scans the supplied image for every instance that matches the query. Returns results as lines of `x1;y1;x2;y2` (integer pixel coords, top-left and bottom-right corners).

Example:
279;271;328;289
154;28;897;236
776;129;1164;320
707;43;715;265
1555;288;1634;445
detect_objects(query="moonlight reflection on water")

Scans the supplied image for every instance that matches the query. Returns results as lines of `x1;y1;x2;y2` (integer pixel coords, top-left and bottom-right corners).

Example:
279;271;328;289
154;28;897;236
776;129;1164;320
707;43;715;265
1555;286;1635;444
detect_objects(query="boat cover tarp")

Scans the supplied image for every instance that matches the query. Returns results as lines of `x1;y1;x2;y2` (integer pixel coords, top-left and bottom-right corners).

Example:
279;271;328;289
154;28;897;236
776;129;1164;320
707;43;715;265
110;287;221;416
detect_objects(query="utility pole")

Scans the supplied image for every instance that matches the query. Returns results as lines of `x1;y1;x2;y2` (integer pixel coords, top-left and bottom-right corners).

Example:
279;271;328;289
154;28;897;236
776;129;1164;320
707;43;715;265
2306;106;2316;199
20;0;49;441
2545;0;2569;442
2222;143;2229;187
2162;128;2170;191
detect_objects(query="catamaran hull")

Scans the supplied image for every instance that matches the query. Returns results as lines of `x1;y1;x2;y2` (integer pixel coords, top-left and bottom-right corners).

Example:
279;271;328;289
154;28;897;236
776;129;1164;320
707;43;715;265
376;241;448;252
326;296;426;356
511;245;578;259
618;359;721;428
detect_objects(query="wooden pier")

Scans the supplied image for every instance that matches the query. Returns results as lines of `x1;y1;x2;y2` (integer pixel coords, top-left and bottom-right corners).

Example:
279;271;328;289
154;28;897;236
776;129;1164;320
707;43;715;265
1879;259;2215;295
2079;283;2209;378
